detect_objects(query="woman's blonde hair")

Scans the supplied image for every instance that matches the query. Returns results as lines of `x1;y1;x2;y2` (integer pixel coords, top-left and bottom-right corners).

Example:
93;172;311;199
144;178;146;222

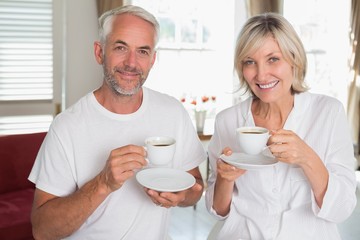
234;12;308;94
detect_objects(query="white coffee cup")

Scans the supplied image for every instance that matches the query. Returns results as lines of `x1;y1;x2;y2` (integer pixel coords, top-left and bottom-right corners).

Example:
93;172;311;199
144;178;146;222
236;126;269;155
145;136;176;166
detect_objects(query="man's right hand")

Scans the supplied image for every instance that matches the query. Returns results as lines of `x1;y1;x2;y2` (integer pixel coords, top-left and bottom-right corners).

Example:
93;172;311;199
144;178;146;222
100;144;147;192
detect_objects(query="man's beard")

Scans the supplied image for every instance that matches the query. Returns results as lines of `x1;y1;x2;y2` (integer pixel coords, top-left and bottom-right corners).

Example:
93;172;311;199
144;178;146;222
103;63;146;96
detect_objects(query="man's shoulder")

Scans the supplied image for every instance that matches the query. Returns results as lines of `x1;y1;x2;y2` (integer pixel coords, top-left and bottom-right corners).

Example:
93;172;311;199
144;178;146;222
145;87;181;106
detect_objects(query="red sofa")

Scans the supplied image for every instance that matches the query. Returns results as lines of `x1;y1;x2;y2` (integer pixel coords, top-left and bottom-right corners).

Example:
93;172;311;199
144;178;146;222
0;132;46;240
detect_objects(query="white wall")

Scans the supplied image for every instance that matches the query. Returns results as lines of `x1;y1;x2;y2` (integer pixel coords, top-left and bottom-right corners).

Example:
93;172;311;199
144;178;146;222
54;0;103;109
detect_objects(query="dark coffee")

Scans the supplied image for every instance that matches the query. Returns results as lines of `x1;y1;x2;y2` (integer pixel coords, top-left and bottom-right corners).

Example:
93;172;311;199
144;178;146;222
153;144;170;147
240;131;265;134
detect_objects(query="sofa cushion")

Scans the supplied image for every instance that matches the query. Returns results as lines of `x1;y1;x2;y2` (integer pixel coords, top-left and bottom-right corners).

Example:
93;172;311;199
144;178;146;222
0;132;46;194
0;188;34;240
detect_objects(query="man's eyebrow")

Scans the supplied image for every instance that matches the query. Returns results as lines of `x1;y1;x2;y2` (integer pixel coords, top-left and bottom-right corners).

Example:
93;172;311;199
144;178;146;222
114;40;152;51
139;45;152;51
114;40;128;46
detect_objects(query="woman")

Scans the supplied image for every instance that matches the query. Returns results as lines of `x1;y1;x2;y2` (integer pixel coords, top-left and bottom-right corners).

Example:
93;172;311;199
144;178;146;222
205;12;357;239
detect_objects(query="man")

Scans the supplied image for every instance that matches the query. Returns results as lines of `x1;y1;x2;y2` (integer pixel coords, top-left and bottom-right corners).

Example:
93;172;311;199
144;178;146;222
29;5;206;239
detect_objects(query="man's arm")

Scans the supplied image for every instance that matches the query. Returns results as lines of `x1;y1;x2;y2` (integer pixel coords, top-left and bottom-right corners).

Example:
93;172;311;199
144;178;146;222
31;174;110;239
31;145;147;239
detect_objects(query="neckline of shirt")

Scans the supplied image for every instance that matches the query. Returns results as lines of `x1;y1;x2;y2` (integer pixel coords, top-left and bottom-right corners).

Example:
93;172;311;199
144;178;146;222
89;87;149;121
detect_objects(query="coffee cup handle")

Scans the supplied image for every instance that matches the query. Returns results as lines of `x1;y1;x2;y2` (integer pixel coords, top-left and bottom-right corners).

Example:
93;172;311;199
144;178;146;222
142;146;150;165
262;134;272;154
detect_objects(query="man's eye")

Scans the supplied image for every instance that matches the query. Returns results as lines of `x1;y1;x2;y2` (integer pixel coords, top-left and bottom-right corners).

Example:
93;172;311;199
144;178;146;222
138;49;150;56
115;46;127;52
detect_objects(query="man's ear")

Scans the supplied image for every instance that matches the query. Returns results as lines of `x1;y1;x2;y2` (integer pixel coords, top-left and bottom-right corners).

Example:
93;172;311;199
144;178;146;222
94;41;104;65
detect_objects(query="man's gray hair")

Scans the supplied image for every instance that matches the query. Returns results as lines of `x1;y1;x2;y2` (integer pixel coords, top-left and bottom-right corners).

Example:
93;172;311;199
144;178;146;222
98;5;160;46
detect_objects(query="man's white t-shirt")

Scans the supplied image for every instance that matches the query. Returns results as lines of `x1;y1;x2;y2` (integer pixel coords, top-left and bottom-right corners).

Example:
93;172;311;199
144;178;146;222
29;87;206;239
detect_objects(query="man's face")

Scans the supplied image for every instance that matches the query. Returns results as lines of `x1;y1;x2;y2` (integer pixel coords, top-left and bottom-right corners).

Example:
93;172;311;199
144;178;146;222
100;14;156;96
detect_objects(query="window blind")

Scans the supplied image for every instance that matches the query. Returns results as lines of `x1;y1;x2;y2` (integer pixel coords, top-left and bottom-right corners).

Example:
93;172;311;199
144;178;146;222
0;114;52;135
0;0;53;101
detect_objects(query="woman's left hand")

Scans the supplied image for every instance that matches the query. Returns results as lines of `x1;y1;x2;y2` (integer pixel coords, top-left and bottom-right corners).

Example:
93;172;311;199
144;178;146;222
268;129;317;166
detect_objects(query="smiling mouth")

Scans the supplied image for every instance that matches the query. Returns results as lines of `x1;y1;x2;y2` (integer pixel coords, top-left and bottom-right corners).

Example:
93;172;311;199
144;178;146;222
257;81;279;89
118;70;139;77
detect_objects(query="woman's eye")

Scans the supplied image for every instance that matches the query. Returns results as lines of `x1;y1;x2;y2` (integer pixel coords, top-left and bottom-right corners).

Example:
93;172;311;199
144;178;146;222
269;57;279;63
243;60;255;65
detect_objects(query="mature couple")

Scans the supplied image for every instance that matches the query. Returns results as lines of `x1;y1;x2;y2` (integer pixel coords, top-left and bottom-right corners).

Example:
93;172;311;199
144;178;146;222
29;5;357;240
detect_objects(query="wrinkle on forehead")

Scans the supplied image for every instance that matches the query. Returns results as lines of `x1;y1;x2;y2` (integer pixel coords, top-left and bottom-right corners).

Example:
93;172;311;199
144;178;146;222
106;14;156;51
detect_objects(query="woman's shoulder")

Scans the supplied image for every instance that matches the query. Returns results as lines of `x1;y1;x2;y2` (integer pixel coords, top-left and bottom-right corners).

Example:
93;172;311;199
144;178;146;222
297;92;345;116
300;92;343;108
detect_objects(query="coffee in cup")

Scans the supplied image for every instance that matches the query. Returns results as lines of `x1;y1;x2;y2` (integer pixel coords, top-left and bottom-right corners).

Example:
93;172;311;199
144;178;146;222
236;126;269;155
144;136;176;166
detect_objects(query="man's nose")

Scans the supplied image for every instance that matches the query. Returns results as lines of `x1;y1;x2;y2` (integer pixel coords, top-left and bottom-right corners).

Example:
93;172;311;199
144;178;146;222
124;51;137;67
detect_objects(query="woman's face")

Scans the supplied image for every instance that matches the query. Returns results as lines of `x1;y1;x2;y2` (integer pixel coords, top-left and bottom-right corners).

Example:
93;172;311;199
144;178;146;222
242;36;293;103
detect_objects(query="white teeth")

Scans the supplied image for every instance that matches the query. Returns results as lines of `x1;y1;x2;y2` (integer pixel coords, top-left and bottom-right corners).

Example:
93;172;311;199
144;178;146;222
258;81;278;89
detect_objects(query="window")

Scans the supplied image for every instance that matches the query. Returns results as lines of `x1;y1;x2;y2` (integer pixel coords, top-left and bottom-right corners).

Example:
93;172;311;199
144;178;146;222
126;0;238;133
139;0;217;50
284;0;350;107
0;0;55;135
0;0;53;101
0;115;52;135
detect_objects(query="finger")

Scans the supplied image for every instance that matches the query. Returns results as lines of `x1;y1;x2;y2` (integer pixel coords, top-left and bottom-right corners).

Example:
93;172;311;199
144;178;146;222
147;189;160;198
269;141;289;154
269;129;294;142
158;196;177;208
273;150;290;160
108;159;144;176
190;182;203;192
113;145;147;158
112;151;148;168
147;189;177;206
272;129;293;135
222;147;232;156
217;159;235;171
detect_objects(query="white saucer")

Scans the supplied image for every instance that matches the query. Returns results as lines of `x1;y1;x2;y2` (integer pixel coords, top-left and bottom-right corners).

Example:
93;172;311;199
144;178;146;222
136;168;196;192
220;152;278;170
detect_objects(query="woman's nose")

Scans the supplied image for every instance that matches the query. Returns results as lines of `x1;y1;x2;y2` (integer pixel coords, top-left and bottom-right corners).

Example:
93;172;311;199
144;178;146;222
256;64;268;82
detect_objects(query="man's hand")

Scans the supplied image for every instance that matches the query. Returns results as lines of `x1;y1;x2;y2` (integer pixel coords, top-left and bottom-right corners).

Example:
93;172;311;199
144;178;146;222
100;144;147;192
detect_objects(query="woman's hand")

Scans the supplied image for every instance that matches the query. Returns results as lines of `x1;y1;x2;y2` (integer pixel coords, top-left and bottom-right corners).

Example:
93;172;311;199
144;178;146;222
268;129;318;167
268;129;329;207
213;147;246;216
217;148;246;182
